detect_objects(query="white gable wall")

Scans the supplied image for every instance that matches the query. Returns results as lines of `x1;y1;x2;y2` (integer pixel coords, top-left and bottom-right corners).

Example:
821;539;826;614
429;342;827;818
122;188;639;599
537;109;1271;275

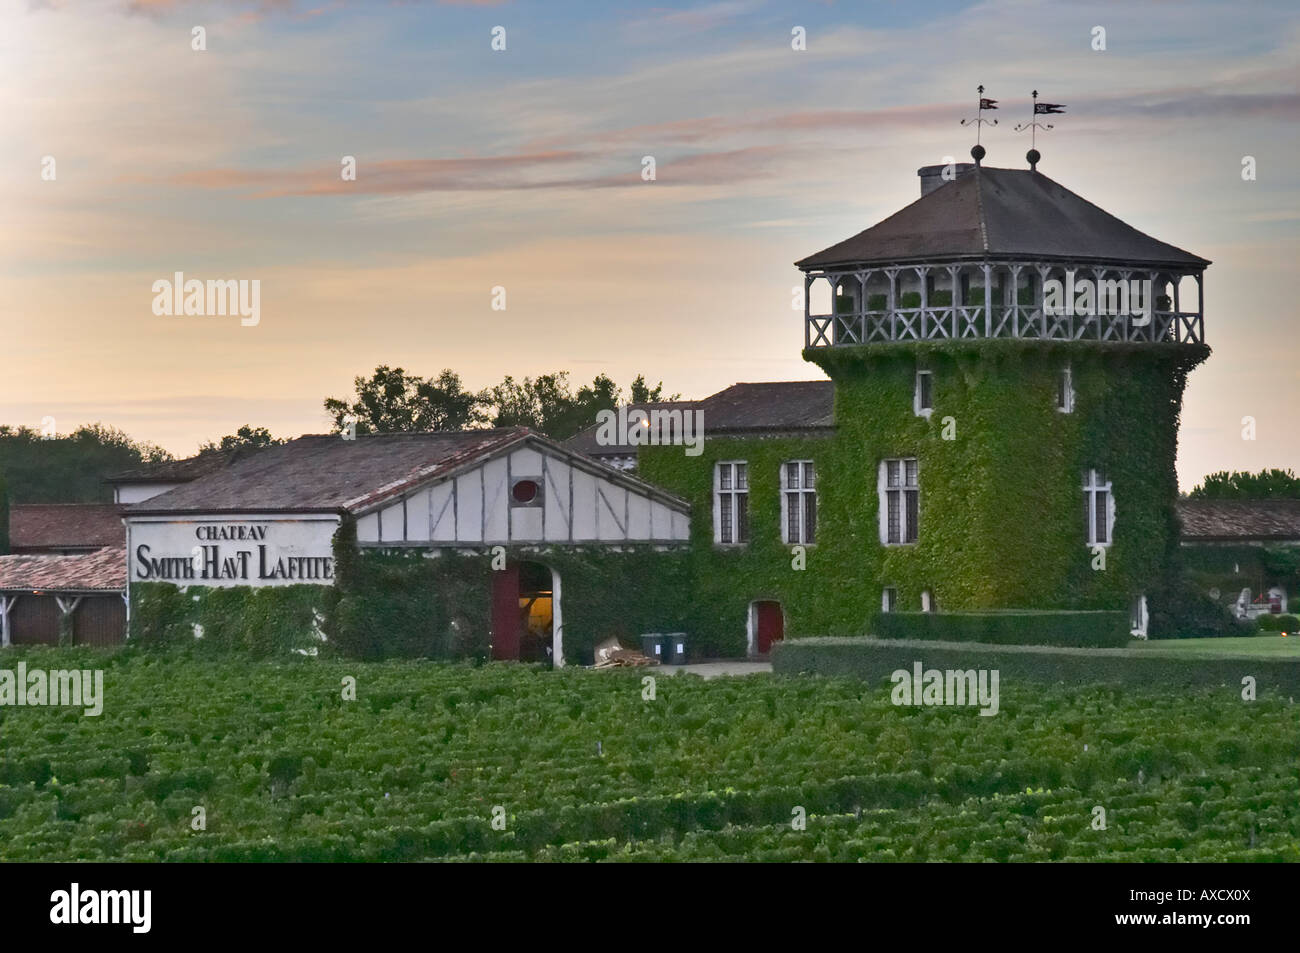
357;442;687;546
482;457;508;541
542;456;571;542
115;482;184;504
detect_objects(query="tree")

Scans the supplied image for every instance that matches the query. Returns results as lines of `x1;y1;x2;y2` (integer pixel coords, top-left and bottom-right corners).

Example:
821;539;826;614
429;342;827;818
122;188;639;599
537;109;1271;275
0;423;173;503
199;425;285;454
0;472;9;554
1187;469;1300;500
629;375;680;403
485;371;621;440
483;372;679;440
324;366;679;441
324;366;488;435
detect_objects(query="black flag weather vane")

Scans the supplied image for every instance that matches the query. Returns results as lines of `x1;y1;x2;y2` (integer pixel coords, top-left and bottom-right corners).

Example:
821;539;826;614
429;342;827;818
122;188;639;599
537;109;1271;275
958;85;999;144
959;87;1067;169
1014;89;1067;148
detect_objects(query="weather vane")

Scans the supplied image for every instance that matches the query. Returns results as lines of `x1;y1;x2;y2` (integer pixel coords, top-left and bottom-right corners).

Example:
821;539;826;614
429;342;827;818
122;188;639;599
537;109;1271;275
959;85;998;145
1014;90;1066;169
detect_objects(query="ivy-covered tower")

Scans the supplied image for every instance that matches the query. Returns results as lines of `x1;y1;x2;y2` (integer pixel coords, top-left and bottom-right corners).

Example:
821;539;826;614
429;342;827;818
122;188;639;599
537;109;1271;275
795;149;1210;622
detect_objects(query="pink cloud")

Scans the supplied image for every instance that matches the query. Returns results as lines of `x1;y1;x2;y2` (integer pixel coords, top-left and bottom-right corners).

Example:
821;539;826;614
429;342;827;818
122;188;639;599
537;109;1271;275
162;145;803;197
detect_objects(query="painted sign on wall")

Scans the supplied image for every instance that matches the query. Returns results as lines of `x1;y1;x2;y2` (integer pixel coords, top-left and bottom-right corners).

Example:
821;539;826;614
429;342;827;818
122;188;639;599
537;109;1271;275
128;516;339;588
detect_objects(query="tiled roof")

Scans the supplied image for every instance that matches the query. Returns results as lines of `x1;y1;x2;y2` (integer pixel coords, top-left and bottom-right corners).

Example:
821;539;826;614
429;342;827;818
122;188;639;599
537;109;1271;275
126;428;536;515
797;167;1209;270
9;504;125;550
1177;500;1300;542
0;547;126;592
105;447;254;484
565;400;704;458
699;380;834;431
565;381;834;458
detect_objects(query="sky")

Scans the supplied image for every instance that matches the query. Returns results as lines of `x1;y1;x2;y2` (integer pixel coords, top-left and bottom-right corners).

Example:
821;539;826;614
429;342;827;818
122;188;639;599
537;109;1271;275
2;0;1297;489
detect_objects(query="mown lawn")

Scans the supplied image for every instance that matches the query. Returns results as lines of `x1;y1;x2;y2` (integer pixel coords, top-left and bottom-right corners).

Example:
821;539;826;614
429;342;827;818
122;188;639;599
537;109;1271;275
1137;635;1300;659
1;646;1297;862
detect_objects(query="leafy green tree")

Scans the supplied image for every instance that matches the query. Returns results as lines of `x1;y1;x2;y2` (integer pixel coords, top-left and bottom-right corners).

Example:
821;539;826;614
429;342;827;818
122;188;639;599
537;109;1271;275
324;366;488;435
324;366;679;441
199;425;285;454
629;375;680;403
484;372;679;440
0;472;9;554
0;423;173;503
1188;469;1300;500
484;372;622;439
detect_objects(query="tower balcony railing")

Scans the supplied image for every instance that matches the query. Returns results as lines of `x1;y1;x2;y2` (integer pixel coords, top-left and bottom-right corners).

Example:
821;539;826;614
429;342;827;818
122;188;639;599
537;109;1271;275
802;261;1205;349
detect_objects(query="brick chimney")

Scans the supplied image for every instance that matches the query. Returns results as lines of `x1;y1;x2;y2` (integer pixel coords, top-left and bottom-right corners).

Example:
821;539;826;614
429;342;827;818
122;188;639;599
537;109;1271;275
917;163;975;196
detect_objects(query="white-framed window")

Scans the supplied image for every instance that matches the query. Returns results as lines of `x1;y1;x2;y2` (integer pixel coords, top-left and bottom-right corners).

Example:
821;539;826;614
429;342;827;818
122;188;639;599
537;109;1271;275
1130;594;1149;639
1083;468;1114;547
714;461;749;545
780;460;817;544
921;590;936;613
914;369;933;417
879;458;920;545
882;587;898;613
1058;365;1074;413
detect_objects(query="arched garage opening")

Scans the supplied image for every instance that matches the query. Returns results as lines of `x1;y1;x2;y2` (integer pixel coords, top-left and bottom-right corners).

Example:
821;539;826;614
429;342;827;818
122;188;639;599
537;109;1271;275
490;560;562;665
747;600;784;657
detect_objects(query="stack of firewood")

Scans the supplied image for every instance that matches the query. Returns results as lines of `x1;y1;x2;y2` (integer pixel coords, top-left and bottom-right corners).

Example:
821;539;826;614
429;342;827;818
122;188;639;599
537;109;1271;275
593;637;659;668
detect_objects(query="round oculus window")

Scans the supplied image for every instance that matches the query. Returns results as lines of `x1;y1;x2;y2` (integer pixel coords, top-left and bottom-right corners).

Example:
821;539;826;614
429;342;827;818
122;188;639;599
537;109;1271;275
512;479;539;504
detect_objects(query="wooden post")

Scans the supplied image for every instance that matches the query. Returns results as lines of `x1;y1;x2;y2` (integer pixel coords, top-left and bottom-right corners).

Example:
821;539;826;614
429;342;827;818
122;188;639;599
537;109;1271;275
1037;264;1051;337
1008;264;1022;336
917;265;928;339
1195;272;1205;342
983;263;992;337
1154;269;1164;340
886;268;898;340
803;274;812;348
950;265;961;337
1092;267;1105;339
0;595;14;648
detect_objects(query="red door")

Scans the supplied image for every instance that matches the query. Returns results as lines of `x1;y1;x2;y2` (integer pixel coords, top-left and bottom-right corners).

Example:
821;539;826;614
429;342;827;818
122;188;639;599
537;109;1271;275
490;565;521;661
755;601;784;654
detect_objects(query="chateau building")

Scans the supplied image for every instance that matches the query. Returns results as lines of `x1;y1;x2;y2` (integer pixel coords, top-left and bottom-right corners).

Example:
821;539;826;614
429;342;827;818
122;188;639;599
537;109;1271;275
0;153;1217;660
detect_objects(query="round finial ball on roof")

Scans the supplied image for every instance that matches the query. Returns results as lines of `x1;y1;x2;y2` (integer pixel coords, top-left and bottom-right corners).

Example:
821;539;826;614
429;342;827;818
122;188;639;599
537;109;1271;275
1027;148;1041;170
970;144;986;165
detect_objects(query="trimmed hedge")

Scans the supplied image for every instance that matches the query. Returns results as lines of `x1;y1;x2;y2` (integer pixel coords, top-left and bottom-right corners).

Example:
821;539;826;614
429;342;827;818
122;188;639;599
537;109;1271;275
869;610;1129;648
771;637;1300;694
1258;614;1300;632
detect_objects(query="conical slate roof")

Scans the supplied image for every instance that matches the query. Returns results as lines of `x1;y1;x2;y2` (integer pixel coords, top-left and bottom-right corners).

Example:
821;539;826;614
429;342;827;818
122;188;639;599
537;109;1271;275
796;167;1209;270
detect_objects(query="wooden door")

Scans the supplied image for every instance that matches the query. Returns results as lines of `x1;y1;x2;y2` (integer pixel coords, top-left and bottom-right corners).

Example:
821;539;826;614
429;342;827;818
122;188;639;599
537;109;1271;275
10;595;61;645
73;596;126;647
756;601;784;654
490;565;521;661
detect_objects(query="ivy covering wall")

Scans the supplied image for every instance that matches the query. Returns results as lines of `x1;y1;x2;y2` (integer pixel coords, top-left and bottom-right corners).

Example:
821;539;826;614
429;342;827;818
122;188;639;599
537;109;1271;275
324;516;692;664
131;581;327;656
640;339;1208;654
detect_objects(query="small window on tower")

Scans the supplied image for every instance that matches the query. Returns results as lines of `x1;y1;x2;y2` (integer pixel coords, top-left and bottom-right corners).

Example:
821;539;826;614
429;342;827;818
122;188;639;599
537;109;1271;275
1058;365;1075;413
914;370;933;417
880;458;920;545
882;587;898;613
1083;468;1113;547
